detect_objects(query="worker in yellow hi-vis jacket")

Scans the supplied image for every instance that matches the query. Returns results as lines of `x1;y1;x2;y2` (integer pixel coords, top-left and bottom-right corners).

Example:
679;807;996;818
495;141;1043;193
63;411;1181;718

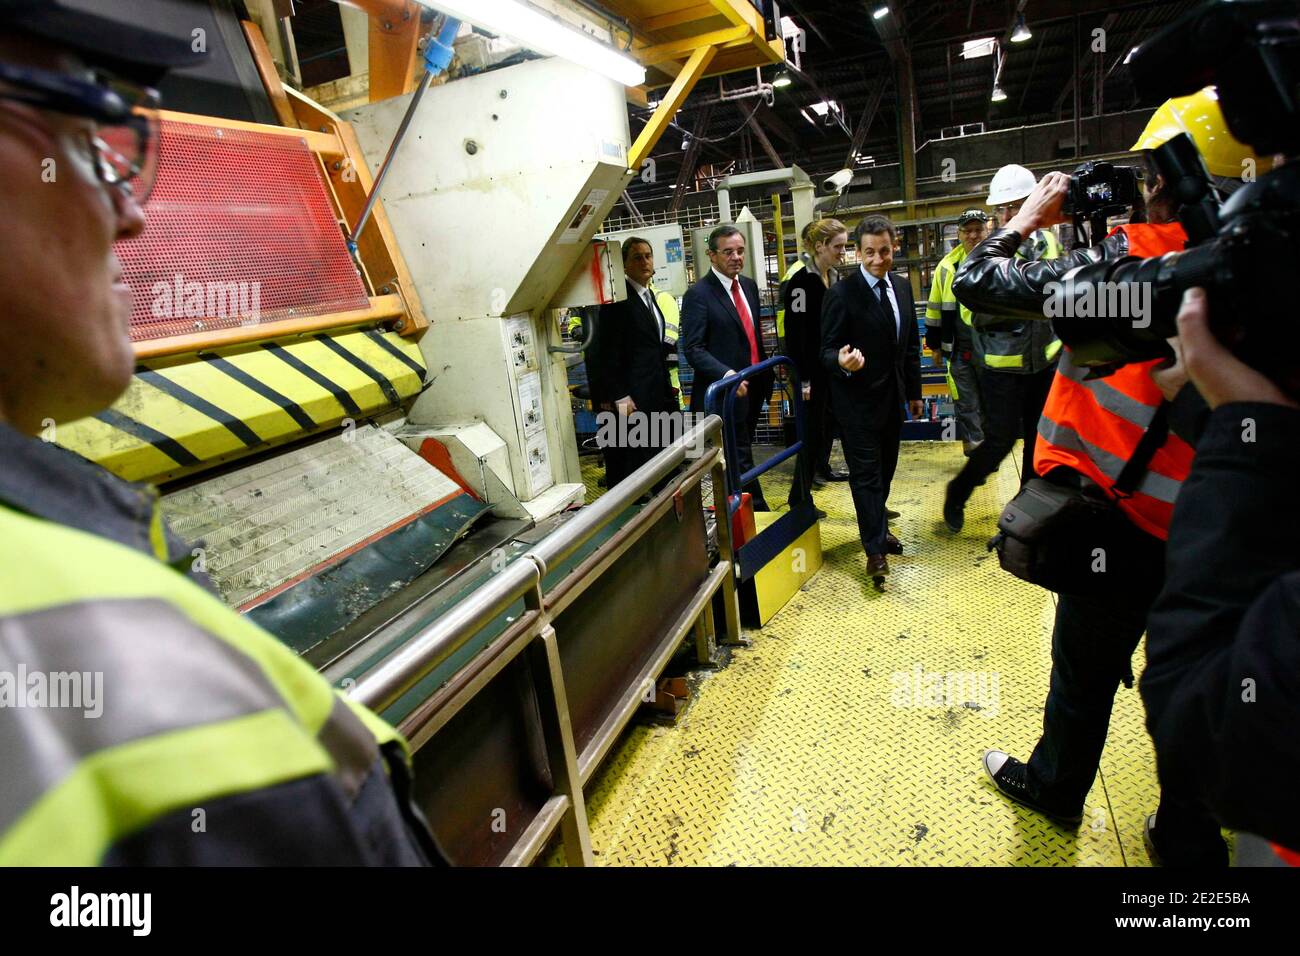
0;2;442;866
925;209;991;455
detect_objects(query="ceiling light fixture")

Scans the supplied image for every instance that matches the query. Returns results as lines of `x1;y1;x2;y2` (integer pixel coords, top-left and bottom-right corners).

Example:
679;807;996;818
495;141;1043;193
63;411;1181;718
773;71;793;88
873;6;890;19
991;84;1007;102
1011;14;1032;43
414;0;646;87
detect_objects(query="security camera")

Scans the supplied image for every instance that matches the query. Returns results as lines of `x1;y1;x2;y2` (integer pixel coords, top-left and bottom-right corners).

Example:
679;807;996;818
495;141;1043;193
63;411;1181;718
823;168;853;194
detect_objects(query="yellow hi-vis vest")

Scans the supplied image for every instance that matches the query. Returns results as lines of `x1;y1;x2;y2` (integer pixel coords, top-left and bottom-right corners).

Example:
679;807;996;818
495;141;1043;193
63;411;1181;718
0;504;411;865
925;243;973;337
651;285;683;407
926;244;973;400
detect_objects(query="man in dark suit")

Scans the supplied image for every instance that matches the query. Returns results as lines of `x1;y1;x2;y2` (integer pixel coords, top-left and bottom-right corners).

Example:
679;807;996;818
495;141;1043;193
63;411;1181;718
821;215;923;581
587;237;680;488
681;224;773;510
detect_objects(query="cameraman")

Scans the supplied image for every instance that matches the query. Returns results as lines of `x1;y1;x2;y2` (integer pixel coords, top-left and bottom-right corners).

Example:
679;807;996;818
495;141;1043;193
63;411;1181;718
953;90;1270;865
1141;286;1300;865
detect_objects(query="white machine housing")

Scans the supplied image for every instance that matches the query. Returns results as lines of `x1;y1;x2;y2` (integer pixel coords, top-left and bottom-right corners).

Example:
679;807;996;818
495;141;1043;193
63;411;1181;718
342;58;634;516
691;213;768;291
597;223;689;296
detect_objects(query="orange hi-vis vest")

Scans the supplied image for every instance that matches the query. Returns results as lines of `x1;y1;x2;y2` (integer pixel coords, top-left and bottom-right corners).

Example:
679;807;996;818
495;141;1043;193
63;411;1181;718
1034;222;1193;540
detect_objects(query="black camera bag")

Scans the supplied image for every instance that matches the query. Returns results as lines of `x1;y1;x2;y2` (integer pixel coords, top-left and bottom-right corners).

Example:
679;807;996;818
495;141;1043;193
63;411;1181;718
988;404;1169;595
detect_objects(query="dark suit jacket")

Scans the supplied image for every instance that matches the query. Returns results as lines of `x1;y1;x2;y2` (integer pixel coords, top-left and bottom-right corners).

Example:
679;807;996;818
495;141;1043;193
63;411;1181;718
781;265;830;390
587;280;676;414
682;270;769;413
820;267;922;429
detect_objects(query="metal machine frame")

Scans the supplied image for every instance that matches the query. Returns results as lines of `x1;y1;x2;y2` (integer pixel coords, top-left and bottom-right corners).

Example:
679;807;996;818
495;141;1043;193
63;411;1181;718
346;415;740;865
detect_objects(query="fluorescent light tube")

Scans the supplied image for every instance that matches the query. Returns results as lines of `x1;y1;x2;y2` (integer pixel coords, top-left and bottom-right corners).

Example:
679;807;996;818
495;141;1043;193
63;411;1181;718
415;1;646;87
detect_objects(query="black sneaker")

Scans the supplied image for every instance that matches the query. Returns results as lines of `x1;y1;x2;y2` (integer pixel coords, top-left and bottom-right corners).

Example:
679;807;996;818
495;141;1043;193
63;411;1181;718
943;482;965;533
982;750;1083;825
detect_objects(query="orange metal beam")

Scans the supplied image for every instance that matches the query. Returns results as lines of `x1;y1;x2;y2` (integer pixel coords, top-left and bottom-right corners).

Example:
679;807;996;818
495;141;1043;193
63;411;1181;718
241;20;298;128
159;109;343;155
133;296;406;360
289;90;428;338
366;0;423;102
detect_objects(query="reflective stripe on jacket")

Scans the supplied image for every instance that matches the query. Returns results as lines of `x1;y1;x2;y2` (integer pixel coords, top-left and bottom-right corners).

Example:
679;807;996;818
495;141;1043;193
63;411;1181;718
0;501;427;865
654;286;683;404
925;244;972;342
970;228;1063;374
1033;221;1193;539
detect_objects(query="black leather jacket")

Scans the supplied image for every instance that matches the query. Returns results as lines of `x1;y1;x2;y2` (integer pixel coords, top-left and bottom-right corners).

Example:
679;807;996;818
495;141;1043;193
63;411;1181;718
1142;402;1300;854
952;226;1132;321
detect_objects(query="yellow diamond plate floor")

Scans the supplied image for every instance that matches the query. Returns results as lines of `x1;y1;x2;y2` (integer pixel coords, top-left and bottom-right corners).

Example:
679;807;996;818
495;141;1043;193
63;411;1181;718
569;441;1161;866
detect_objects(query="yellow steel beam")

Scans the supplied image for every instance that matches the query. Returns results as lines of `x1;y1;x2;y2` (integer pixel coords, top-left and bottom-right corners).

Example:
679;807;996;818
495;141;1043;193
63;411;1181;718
633;25;749;65
629;43;717;169
709;0;761;31
709;0;785;66
641;4;719;32
772;192;787;277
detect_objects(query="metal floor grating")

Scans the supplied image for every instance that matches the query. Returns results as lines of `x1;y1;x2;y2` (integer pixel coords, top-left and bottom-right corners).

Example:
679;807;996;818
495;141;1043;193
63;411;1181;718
566;440;1165;866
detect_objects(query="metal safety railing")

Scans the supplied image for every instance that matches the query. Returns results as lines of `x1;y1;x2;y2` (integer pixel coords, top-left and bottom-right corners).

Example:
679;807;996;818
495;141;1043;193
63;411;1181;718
704;355;810;510
345;414;740;866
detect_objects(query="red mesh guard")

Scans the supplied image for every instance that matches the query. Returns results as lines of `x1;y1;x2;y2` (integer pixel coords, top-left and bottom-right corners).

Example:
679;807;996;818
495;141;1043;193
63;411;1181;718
116;119;370;342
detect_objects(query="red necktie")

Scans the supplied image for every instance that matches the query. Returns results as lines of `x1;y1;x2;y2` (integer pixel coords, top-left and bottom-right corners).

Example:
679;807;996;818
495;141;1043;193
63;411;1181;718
731;279;759;365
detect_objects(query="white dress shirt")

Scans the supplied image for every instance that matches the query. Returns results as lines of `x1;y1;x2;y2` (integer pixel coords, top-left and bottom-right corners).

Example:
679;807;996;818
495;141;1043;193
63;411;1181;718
711;268;753;319
860;264;900;338
628;278;664;339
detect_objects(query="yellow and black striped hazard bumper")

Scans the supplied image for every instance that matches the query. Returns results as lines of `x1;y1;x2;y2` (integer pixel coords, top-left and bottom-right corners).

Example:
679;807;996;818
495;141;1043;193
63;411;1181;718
56;329;426;485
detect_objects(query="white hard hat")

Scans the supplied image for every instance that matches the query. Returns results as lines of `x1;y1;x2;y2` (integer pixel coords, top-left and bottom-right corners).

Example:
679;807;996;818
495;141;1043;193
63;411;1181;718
986;164;1037;205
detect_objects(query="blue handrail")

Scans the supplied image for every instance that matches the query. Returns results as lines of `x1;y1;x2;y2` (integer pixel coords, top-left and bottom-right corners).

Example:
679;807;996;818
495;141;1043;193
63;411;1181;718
703;355;809;511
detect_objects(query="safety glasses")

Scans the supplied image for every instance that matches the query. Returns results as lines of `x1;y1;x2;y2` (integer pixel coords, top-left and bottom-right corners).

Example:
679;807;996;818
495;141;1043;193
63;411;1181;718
0;61;162;201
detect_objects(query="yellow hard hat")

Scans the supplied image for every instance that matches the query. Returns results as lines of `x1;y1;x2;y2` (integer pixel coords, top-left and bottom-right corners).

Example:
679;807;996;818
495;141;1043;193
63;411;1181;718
1131;86;1272;179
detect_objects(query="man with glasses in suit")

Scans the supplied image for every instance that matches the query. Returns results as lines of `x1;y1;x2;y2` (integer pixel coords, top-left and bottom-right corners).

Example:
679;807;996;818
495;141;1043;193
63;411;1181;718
682;224;773;510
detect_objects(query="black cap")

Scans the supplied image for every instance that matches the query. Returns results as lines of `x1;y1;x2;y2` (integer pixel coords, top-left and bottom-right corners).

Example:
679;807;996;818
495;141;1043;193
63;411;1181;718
1;0;206;84
957;208;989;225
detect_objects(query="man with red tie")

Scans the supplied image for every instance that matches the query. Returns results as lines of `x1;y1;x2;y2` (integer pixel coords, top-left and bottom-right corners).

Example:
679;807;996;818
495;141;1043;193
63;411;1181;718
682;225;773;510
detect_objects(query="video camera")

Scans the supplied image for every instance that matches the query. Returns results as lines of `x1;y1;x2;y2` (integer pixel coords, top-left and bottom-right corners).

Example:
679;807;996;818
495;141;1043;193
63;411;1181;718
1061;160;1144;243
1049;0;1300;394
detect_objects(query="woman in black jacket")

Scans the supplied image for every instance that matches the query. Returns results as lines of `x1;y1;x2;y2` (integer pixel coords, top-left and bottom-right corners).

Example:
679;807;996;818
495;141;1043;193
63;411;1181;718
782;218;848;507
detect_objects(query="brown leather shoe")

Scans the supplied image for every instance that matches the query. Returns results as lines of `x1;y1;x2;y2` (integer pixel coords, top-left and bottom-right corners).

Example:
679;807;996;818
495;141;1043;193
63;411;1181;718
884;532;903;555
866;553;889;577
